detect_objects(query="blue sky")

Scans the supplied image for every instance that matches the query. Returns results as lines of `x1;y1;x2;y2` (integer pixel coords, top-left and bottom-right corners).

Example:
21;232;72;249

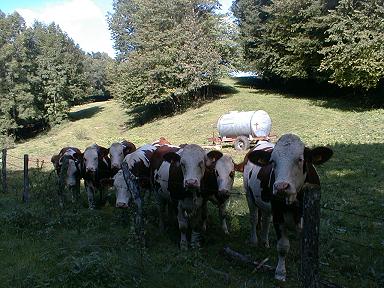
0;0;233;57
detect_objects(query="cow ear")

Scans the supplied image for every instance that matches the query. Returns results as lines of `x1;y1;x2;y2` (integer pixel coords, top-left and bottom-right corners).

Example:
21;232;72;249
51;154;59;164
234;162;244;173
248;150;271;166
98;146;109;158
206;150;223;167
306;146;333;165
163;152;181;164
124;142;136;155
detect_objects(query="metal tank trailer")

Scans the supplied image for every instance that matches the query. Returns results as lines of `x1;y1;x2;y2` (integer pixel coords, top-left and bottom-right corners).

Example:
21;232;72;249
209;110;274;151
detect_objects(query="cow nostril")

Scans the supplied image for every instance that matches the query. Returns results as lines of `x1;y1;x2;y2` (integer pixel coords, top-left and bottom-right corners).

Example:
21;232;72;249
185;179;199;187
274;182;289;192
116;202;128;208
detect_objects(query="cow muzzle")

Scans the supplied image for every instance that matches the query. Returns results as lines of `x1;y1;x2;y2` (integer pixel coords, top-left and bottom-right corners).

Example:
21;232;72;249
218;189;230;198
116;202;129;208
184;179;199;188
111;163;121;170
274;181;297;205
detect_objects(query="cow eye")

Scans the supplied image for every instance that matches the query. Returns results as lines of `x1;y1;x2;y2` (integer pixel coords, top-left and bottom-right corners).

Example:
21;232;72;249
215;170;219;177
229;171;235;178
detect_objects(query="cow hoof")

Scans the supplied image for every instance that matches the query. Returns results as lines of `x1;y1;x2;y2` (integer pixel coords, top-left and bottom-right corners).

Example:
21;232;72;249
275;271;286;282
190;241;201;249
180;240;188;251
261;241;270;249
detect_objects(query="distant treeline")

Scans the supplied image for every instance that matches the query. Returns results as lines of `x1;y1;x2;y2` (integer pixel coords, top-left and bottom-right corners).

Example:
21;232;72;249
0;11;113;145
1;0;383;145
232;0;384;91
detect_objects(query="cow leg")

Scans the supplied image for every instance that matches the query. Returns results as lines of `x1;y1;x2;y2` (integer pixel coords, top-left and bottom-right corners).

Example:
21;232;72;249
260;210;272;248
275;224;290;282
201;199;208;232
156;194;167;232
57;178;65;208
177;201;188;250
190;205;203;249
246;191;258;245
219;199;229;235
133;196;144;239
72;180;80;203
85;181;95;209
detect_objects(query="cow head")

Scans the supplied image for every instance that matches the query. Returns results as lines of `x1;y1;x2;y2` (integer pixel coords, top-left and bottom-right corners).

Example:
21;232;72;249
114;170;129;208
164;144;210;189
109;141;136;173
248;134;332;204
83;144;109;177
60;155;81;187
212;154;235;198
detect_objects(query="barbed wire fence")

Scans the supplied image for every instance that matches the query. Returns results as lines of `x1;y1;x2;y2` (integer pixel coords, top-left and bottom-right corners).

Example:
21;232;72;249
0;148;382;287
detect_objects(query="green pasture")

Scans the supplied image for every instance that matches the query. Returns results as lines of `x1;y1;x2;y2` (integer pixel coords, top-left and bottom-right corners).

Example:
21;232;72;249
1;78;383;287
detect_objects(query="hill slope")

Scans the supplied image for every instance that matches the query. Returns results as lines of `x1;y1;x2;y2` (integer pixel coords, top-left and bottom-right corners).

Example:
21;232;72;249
3;77;384;288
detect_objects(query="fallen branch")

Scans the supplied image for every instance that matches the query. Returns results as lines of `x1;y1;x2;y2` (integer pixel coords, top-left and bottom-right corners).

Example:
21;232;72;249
320;279;345;288
223;246;274;272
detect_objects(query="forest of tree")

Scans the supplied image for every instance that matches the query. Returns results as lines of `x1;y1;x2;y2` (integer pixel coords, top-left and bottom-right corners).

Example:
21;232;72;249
107;0;233;121
232;0;384;90
0;0;383;146
0;11;113;145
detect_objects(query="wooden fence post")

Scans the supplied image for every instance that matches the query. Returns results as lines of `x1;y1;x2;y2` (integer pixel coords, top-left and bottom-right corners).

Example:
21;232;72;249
2;149;6;194
300;184;321;288
23;154;29;203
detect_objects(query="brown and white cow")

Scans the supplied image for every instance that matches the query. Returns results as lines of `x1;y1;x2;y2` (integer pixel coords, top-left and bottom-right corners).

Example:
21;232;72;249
109;140;136;175
152;144;225;249
113;144;158;208
113;144;159;235
238;140;275;248
51;147;83;205
201;153;235;235
83;144;111;209
238;134;332;282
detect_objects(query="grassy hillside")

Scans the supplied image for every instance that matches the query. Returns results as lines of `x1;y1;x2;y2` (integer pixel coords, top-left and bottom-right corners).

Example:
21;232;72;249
1;77;383;288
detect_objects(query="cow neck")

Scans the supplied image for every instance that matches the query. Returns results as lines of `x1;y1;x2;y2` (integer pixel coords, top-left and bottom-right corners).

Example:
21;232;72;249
168;162;192;200
202;166;218;197
256;163;274;203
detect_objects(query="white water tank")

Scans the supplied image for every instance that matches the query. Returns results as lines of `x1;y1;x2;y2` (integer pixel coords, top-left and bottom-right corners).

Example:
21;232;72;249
217;110;272;138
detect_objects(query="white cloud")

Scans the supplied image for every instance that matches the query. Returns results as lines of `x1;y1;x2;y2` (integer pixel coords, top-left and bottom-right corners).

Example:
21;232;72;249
16;0;115;57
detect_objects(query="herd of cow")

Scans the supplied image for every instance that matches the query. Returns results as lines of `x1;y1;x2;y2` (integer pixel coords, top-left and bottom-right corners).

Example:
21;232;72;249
51;134;333;282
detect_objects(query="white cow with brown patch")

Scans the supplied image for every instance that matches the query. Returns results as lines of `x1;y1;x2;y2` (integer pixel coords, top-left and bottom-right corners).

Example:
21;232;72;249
83;144;111;209
237;134;333;282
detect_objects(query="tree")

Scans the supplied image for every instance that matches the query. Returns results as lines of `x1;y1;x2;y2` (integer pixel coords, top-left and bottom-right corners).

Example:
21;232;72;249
0;11;90;145
108;0;224;114
232;0;384;90
84;52;114;98
232;0;328;80
320;0;384;89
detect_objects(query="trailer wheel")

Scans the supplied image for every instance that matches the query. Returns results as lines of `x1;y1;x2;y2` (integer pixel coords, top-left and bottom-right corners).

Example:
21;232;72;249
234;136;250;151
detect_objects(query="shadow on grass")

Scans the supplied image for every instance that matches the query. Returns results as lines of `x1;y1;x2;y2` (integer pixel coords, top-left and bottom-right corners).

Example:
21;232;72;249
234;76;384;112
125;83;239;127
0;142;382;288
69;105;104;122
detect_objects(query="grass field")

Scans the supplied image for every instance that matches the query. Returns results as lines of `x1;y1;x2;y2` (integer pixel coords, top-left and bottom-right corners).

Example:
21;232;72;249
1;77;383;288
